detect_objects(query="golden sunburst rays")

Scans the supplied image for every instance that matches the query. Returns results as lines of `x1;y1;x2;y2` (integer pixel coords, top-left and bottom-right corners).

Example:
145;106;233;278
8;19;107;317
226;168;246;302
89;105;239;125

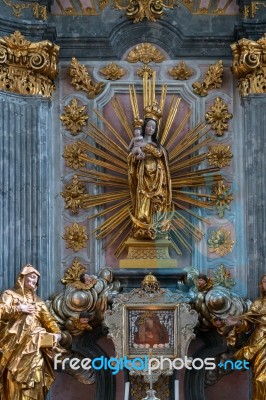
76;80;221;257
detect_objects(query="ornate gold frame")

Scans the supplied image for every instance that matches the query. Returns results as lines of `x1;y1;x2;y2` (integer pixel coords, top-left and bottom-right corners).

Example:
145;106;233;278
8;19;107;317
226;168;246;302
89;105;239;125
123;304;179;358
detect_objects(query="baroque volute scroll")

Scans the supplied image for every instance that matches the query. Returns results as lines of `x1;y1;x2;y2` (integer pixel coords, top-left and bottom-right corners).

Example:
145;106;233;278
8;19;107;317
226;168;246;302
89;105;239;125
47;258;120;342
114;0;175;23
231;34;266;96
0;31;59;98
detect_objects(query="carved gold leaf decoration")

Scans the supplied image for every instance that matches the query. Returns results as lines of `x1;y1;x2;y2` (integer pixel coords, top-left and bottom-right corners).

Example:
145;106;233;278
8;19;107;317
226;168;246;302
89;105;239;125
62;222;89;252
207;144;233;168
137;64;155;78
192;60;223;96
63;142;86;170
0;31;59;98
61;258;86;285
169;61;194;80
205;97;233;136
211;180;233;218
61;175;88;213
3;0;47;19
99;62;125;80
114;0;175;23
207;228;234;256
60;98;89;135
127;43;165;64
212;264;235;288
69;58;105;98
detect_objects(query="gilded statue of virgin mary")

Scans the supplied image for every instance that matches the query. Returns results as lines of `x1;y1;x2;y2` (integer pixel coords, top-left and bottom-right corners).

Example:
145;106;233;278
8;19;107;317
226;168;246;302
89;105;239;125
78;71;221;256
128;97;173;240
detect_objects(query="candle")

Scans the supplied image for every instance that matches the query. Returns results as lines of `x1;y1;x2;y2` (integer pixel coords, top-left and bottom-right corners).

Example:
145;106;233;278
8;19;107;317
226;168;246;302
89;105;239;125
149;373;152;390
124;381;130;400
174;380;179;400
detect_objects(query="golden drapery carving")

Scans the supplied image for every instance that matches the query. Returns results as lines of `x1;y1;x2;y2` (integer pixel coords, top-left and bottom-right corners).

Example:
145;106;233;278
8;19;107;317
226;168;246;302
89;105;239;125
0;31;59;98
226;275;266;400
231;34;266;96
0;265;62;400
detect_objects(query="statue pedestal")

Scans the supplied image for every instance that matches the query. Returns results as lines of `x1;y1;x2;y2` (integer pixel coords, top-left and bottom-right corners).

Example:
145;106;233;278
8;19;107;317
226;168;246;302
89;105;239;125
119;238;178;268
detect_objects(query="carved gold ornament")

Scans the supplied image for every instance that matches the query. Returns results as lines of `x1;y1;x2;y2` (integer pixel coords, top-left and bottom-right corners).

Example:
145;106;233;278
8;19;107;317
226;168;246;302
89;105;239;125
127;43;165;64
207;228;234;256
63;142;86;170
192;60;223;96
61;175;88;213
99;62;125;80
168;61;194;80
69;58;105;98
62;222;89;252
137;64;155;78
205;97;233;136
207;144;233;168
3;0;47;19
114;0;175;23
212;264;235;289
60;98;89;135
0;31;59;98
211;181;233;218
61;258;86;285
231;35;266;96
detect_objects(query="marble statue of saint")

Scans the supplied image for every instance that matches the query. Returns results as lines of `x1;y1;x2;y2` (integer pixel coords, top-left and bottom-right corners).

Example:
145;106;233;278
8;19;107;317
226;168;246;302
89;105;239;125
0;264;62;400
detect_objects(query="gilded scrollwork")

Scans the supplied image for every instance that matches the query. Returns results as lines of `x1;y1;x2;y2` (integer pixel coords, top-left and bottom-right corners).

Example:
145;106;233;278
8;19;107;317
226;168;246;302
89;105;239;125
207;144;233;168
47;261;120;339
127;43;165;64
192;60;223;96
61;175;88;213
231;35;266;96
168;61;194;80
185;266;250;332
69;57;105;98
211;180;233;218
0;31;59;98
99;62;126;80
205;97;233;136
114;0;175;23
207;228;234;256
63;142;86;170
3;0;47;19
60;98;89;135
62;222;89;252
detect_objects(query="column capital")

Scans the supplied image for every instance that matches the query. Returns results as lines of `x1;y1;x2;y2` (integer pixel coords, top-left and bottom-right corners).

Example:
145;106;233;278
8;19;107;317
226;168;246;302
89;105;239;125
0;30;59;98
231;34;266;96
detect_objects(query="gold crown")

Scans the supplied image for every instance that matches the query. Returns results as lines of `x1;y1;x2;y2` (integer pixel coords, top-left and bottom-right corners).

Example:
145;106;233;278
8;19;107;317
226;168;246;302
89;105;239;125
144;101;162;123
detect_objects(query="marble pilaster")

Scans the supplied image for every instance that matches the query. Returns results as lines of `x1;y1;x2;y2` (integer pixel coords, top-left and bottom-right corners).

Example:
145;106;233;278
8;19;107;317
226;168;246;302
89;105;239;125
242;95;266;299
0;91;60;298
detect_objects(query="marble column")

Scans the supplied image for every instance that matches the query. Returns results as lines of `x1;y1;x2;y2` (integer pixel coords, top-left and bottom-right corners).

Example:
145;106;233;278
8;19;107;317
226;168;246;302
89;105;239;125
242;95;266;299
0;91;59;298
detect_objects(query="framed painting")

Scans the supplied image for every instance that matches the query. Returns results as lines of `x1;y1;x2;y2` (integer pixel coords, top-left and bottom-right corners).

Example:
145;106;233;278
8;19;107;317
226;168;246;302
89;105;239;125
123;304;179;358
